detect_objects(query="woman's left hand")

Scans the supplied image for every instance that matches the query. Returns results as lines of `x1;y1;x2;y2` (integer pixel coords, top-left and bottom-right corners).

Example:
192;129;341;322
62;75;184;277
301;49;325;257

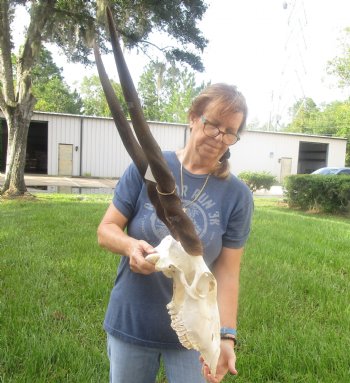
201;340;237;382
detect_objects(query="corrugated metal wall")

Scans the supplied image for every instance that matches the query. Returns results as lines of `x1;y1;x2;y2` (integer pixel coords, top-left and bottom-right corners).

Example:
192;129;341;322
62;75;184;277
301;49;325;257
82;117;127;178
27;112;347;180
229;130;347;181
44;113;81;175
81;119;187;177
32;112;187;178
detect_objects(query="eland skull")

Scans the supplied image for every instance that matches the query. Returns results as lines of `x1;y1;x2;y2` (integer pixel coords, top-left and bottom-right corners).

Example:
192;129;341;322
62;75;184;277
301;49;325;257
146;235;221;375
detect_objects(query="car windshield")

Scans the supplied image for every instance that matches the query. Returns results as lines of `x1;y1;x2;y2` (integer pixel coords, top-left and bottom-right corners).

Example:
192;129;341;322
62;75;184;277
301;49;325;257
312;167;350;175
313;168;339;174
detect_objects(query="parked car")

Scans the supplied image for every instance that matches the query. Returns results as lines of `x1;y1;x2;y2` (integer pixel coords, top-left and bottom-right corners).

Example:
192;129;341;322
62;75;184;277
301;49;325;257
311;167;350;175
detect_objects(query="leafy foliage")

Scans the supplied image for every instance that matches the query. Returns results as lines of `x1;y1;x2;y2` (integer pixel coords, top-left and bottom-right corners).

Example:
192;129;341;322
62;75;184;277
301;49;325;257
30;48;83;114
238;171;276;193
284;27;350;166
327;27;350;88
286;98;319;133
284;174;350;213
80;74;128;117
0;0;209;195
45;0;208;70
137;60;209;123
285;98;350;165
35;78;83;114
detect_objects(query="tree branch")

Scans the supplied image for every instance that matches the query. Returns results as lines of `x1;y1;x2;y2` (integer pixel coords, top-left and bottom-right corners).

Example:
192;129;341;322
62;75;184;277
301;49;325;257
0;0;16;106
16;0;56;104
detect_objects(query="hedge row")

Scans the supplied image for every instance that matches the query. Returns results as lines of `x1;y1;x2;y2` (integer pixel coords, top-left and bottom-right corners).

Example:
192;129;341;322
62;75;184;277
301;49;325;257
284;175;350;213
238;171;276;192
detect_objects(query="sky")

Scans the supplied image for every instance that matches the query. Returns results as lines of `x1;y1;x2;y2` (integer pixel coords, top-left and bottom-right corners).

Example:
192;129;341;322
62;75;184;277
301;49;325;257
195;0;350;126
15;0;350;127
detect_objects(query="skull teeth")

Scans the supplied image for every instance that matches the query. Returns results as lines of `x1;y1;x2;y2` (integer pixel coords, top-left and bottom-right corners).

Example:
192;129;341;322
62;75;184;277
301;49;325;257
168;311;200;350
154;235;221;376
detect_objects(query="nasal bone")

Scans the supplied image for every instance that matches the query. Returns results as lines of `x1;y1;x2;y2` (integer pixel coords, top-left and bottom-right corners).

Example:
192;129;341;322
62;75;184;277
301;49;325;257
145;253;160;264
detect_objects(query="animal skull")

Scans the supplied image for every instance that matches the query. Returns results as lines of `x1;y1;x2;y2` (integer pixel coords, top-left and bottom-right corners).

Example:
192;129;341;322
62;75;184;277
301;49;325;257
146;235;221;375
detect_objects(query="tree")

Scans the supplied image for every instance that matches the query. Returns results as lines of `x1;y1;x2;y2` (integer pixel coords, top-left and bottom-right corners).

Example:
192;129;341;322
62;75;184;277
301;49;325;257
319;101;350;165
34;77;83;114
284;27;350;166
247;119;264;131
137;61;166;121
285;99;350;165
80;75;128;117
32;48;83;114
327;27;350;89
286;97;319;133
0;0;207;197
326;27;350;165
163;65;208;123
138;60;208;123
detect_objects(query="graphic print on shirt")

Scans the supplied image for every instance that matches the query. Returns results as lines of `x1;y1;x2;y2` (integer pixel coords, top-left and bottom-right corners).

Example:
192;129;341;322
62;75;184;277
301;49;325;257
140;188;220;248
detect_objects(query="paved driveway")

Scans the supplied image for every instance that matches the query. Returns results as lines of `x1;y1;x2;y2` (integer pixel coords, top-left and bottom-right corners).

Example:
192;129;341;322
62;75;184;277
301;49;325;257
0;174;283;196
254;185;284;197
0;174;117;189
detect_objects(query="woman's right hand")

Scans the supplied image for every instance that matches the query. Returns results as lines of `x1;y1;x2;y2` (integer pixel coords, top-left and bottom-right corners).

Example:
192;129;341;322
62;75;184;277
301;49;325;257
128;239;157;275
98;204;157;275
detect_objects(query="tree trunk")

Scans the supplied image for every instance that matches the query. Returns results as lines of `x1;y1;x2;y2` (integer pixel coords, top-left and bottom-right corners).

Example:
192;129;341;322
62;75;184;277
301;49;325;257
1;106;33;197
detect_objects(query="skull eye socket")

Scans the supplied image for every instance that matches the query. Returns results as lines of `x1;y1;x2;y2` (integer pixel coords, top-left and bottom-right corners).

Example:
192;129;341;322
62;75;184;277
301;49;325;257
195;273;216;297
184;270;196;285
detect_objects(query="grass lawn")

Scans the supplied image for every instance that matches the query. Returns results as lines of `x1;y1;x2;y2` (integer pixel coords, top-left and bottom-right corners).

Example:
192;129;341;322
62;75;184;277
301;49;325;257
0;194;349;382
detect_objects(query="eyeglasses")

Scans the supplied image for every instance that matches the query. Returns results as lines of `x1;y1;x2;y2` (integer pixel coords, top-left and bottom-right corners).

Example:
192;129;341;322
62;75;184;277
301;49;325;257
201;116;240;146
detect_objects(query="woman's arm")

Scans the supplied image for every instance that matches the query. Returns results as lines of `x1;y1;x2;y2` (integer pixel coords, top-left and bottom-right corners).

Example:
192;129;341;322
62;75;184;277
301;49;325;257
97;203;156;274
203;246;244;382
213;246;243;330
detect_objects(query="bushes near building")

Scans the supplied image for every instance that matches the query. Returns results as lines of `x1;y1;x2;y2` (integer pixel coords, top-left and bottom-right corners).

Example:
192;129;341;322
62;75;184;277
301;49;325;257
238;171;277;193
284;174;350;213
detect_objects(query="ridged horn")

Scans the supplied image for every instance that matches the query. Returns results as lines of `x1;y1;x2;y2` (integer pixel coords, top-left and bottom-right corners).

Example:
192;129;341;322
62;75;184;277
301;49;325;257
95;6;203;255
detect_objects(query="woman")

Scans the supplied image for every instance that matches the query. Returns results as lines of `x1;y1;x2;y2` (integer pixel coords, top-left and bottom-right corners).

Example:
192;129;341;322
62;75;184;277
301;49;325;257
97;83;254;383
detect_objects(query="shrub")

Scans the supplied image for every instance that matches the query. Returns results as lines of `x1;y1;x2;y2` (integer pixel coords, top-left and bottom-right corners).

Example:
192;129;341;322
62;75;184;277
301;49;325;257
284;174;350;213
238;171;277;192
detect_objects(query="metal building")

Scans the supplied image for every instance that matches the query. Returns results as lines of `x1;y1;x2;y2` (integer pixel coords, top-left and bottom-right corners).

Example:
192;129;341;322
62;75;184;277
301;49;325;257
0;111;347;182
0;111;188;178
230;130;347;182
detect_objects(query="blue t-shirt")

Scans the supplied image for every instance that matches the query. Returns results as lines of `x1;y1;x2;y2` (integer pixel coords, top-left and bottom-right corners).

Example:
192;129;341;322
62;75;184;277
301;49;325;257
104;151;253;348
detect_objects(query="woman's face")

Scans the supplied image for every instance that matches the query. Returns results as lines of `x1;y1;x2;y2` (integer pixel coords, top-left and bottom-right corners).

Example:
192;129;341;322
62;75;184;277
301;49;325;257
190;106;244;162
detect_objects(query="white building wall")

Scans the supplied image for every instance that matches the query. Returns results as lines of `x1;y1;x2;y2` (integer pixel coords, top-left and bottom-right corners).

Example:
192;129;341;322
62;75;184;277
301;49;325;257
30;112;187;178
148;122;187;152
32;112;186;178
24;112;347;180
81;119;187;177
327;139;346;166
32;112;81;175
229;130;347;181
81;117;127;177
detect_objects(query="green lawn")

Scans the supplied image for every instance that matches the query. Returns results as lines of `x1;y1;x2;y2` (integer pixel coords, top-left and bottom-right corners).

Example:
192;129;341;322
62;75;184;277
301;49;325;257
0;194;349;382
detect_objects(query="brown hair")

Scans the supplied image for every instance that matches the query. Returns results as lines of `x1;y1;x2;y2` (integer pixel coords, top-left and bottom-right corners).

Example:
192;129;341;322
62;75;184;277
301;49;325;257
188;83;248;178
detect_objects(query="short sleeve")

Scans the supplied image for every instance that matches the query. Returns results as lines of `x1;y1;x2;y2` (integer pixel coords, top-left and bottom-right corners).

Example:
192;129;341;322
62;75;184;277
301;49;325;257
222;189;254;249
112;163;143;219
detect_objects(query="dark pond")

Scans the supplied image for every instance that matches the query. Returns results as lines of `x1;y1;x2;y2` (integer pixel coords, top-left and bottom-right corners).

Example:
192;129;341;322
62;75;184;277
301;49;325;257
28;185;114;194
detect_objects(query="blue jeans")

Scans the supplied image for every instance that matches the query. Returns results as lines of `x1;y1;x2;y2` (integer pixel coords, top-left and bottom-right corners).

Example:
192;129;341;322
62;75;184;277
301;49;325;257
107;333;205;383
